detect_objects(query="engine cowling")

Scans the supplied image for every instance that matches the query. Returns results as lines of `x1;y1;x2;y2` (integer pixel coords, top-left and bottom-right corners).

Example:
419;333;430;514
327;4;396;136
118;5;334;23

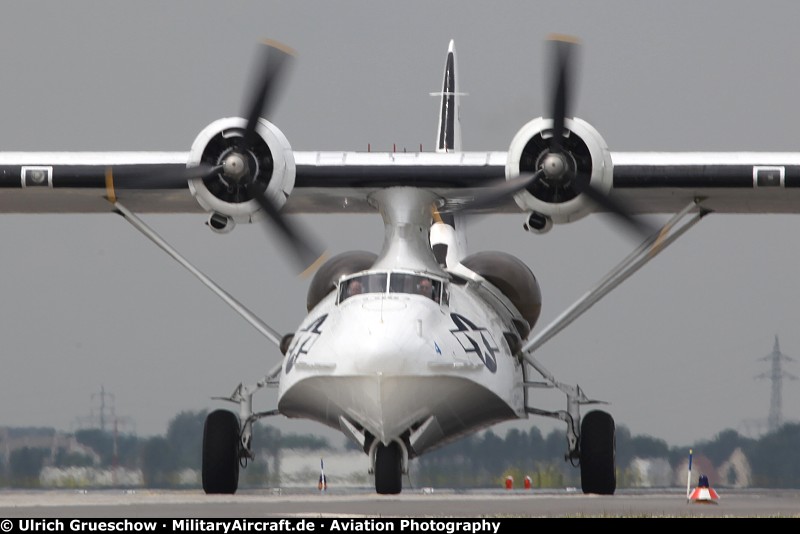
187;117;295;224
506;117;613;224
461;251;541;338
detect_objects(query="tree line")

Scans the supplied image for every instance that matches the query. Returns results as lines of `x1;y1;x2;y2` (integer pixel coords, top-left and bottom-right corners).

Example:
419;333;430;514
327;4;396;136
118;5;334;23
1;410;799;488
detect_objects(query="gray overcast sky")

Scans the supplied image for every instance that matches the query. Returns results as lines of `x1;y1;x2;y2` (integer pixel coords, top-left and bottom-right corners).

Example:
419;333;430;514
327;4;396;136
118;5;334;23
0;0;798;447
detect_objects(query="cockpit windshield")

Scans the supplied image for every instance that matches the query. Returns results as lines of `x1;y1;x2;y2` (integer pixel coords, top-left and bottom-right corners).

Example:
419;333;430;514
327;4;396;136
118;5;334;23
338;272;442;304
338;273;388;302
389;273;441;302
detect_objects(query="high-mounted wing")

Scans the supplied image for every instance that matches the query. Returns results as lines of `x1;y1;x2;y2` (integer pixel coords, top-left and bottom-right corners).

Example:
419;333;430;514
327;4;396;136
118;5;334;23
2;38;800;236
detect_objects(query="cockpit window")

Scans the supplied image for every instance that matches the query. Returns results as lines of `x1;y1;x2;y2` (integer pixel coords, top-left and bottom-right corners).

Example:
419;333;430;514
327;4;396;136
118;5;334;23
338;272;444;304
389;273;441;303
339;273;388;302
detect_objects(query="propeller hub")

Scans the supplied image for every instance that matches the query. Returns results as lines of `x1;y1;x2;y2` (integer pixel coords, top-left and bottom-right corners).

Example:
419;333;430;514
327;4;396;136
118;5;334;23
222;152;249;182
542;152;568;180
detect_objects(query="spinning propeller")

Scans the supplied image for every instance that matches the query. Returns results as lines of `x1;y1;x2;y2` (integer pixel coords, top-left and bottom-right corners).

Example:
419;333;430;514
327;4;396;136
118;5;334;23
446;35;653;238
540;35;652;237
235;41;325;274
111;41;325;274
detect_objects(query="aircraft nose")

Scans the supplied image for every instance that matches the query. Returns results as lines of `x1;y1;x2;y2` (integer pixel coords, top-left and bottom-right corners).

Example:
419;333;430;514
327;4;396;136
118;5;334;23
333;298;442;374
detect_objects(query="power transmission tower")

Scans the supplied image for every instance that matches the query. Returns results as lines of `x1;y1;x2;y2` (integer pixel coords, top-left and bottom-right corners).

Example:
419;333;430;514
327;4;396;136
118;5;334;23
73;385;135;435
755;335;797;434
92;385;113;433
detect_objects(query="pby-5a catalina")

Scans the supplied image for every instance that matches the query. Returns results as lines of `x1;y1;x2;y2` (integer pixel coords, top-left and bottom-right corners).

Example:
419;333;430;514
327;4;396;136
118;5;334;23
3;36;798;495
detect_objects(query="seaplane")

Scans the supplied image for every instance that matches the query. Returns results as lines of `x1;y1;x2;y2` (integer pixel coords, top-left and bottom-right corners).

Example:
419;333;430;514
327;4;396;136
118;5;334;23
3;36;799;495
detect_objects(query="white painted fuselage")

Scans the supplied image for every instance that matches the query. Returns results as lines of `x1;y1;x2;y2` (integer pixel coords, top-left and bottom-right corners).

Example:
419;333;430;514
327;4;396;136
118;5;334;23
277;275;526;457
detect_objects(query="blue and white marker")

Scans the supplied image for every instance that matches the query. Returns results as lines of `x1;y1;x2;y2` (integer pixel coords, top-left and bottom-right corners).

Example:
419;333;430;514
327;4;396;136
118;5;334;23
318;458;327;492
685;449;693;501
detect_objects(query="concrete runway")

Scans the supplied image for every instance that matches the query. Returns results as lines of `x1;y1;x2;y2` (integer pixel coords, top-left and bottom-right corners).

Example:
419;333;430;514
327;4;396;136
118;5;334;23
0;488;797;518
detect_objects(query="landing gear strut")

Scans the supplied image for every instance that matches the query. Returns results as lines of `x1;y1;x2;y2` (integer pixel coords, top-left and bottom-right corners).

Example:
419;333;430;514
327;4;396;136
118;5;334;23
523;354;616;495
202;366;283;495
520;200;709;495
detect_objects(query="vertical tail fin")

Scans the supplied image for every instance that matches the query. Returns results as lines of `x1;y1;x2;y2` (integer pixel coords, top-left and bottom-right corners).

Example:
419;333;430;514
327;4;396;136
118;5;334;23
434;40;462;153
430;41;468;266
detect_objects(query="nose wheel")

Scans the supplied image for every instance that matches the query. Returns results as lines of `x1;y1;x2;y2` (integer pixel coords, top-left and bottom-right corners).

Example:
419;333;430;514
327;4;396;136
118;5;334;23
374;442;403;494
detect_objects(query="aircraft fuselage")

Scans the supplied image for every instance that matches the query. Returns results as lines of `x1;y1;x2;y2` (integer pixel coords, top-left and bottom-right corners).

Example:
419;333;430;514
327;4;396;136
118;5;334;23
278;271;526;457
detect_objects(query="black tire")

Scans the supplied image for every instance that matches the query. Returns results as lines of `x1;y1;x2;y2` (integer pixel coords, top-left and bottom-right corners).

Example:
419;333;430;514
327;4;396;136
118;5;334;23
202;409;241;494
580;410;616;495
374;442;402;494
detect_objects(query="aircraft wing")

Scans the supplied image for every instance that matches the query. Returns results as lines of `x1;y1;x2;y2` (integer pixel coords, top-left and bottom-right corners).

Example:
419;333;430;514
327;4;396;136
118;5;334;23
0;149;509;215
610;152;800;214
2;148;800;219
0;152;197;214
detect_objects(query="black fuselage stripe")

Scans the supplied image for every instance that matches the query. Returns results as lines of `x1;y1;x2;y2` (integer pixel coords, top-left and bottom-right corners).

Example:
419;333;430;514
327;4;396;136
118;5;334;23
10;162;800;191
0;167;20;187
0;163;506;190
614;165;758;188
784;167;800;187
296;164;503;187
0;164;189;189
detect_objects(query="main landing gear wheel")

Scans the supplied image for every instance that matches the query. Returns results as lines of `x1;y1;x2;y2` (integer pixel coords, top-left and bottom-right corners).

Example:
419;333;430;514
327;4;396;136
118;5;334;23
579;410;616;495
202;409;241;494
374;442;402;495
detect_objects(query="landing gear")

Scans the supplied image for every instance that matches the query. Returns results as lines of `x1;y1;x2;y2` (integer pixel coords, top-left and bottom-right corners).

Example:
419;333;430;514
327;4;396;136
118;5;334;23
579;410;616;495
517;200;709;492
374;442;403;494
202;409;241;494
523;354;616;495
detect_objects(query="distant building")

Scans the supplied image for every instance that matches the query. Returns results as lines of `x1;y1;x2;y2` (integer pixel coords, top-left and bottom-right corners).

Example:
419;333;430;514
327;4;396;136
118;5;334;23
716;448;751;488
628;457;672;487
276;449;370;488
671;449;751;488
0;427;98;467
40;467;143;487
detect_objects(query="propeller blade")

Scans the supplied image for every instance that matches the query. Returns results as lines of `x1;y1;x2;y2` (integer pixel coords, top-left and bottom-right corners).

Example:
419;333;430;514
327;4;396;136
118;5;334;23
440;171;543;213
547;35;579;154
242;40;295;149
246;182;326;275
571;179;656;238
236;40;327;275
541;36;653;239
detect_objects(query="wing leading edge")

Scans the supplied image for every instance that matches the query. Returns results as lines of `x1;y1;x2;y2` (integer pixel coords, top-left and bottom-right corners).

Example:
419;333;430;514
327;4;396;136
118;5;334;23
2;150;800;215
3;40;800;218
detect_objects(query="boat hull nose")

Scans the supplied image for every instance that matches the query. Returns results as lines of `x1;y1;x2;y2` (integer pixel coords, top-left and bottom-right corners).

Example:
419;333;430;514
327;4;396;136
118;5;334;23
279;374;516;453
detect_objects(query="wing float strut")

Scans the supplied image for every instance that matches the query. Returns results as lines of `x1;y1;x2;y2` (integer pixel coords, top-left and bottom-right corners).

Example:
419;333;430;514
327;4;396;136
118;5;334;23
522;198;710;356
516;199;709;463
112;201;284;348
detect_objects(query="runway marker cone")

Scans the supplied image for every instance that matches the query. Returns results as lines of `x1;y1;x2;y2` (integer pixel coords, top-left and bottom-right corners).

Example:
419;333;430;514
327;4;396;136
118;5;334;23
688;474;719;504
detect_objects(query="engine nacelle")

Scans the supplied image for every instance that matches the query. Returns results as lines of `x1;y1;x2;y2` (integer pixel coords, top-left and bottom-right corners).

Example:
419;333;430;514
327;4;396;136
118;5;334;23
506;117;613;225
461;251;541;338
187;117;295;224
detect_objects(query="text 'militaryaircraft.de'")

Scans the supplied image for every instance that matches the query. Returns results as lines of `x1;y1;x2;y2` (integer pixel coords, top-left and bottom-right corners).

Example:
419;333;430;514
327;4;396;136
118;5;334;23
2;36;797;495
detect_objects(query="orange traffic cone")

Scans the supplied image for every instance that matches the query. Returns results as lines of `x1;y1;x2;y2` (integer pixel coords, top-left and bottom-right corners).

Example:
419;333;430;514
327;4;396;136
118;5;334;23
688;474;719;504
